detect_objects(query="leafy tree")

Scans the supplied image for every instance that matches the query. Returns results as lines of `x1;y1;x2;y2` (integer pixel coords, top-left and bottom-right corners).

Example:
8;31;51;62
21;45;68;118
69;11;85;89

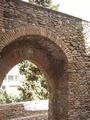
29;0;59;10
18;60;49;101
51;3;59;10
0;89;20;104
0;89;6;104
29;0;52;7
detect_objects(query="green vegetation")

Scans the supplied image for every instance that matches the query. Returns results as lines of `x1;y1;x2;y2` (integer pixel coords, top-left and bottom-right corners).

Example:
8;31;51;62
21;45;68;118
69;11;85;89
18;60;49;101
0;89;6;103
0;60;49;103
29;0;59;10
0;89;20;104
29;0;52;7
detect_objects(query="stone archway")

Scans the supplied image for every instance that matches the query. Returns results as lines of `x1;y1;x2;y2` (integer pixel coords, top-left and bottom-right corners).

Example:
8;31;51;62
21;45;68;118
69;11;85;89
0;25;73;62
0;34;69;120
0;0;89;119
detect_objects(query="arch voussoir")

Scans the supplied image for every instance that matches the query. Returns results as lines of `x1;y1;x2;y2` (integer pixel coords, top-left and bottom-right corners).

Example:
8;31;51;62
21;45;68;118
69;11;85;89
0;25;73;62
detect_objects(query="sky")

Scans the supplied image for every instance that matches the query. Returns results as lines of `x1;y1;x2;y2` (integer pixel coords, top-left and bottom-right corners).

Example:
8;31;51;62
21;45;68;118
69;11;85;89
22;0;90;21
59;0;90;22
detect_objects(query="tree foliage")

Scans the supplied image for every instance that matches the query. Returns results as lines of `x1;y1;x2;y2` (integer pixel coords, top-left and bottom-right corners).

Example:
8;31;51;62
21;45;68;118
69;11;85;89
0;89;20;104
29;0;59;10
18;60;49;101
29;0;52;7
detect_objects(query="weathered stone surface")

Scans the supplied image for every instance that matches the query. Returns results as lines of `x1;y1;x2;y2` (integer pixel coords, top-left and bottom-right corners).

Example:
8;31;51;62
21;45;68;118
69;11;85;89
0;0;90;120
0;103;47;120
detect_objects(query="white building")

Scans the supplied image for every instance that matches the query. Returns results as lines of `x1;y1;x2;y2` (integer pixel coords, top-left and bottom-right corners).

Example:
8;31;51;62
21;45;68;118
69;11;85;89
1;65;25;97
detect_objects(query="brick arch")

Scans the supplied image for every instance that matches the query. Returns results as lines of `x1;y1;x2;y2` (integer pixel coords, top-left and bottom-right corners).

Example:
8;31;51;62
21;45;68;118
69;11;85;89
0;25;73;62
0;26;69;120
0;43;58;88
0;35;68;86
0;47;52;87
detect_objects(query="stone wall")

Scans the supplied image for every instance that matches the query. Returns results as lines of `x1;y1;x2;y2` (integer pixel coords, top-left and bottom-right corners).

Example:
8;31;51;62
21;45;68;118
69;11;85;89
0;0;90;120
0;102;47;120
0;0;4;34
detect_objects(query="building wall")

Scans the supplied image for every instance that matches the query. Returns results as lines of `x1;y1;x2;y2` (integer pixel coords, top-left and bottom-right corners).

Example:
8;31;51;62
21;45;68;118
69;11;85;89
1;65;24;96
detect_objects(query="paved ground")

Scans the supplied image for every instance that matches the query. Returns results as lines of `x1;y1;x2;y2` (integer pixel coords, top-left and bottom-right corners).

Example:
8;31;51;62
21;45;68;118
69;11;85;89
22;100;48;111
0;100;48;120
11;113;48;120
11;100;48;120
